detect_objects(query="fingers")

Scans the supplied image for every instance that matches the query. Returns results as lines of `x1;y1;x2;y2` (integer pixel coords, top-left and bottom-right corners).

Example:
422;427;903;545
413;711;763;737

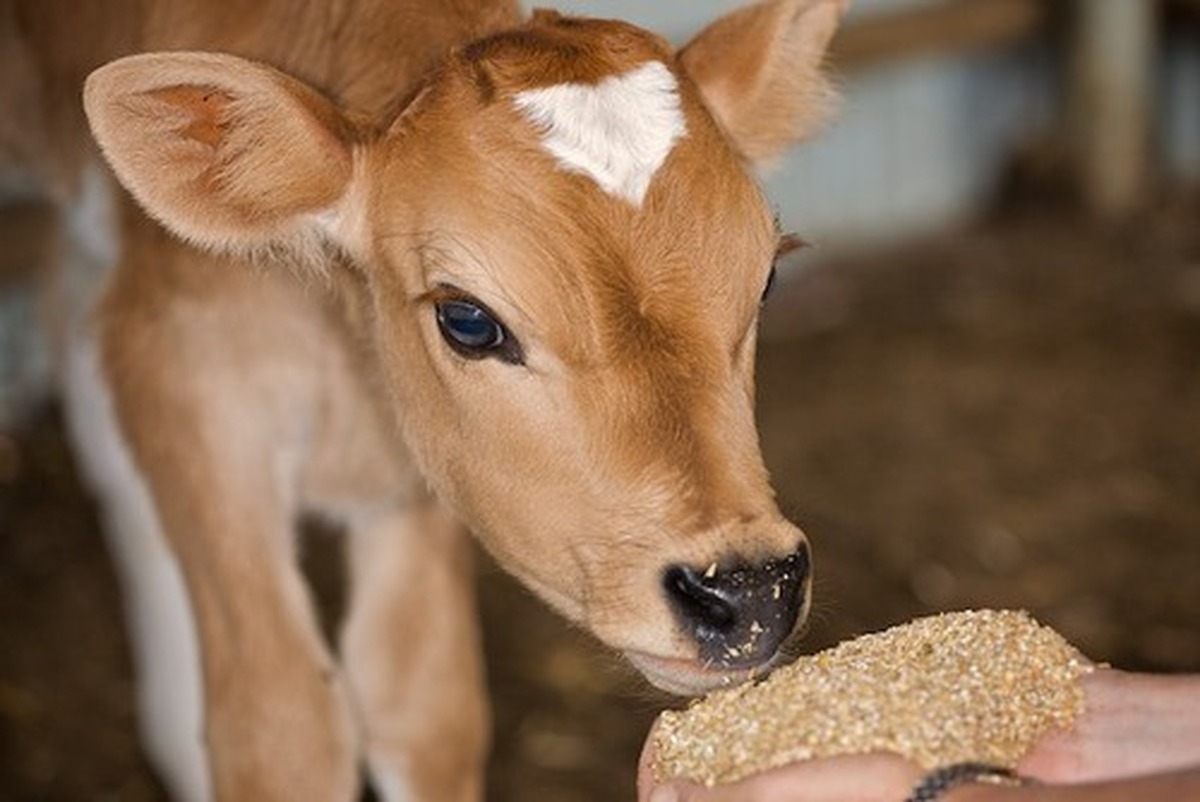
636;719;660;802
1022;668;1200;785
644;751;923;802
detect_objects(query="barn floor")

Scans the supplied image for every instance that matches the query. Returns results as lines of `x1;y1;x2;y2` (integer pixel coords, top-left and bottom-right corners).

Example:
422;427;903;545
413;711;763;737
3;198;1199;801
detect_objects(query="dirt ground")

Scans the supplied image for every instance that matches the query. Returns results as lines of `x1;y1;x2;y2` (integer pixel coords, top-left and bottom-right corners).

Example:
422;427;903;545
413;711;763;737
2;198;1199;801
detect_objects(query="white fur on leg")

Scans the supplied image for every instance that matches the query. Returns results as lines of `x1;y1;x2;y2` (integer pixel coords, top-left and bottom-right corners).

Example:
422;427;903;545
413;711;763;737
371;767;415;802
512;60;687;206
58;163;209;801
62;325;211;802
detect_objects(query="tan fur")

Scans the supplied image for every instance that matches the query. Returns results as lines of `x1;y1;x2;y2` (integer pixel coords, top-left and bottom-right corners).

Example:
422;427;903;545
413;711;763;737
680;0;848;165
4;1;846;799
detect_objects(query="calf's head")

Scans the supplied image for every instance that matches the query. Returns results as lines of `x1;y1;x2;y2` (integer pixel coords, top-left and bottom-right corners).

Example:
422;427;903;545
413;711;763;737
84;0;846;695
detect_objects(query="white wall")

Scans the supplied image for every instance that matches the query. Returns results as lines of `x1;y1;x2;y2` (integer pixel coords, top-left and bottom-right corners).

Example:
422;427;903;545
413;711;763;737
546;0;945;40
1164;32;1200;182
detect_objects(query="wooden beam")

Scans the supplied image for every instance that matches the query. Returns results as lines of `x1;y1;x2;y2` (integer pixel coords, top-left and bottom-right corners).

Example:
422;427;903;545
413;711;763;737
1068;0;1157;216
830;0;1048;72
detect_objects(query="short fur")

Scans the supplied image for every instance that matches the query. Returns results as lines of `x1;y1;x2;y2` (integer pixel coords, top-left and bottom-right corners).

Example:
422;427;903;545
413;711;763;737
1;0;847;799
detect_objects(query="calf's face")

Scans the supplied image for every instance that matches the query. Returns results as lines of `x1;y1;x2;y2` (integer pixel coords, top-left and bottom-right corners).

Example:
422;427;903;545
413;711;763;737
84;2;847;694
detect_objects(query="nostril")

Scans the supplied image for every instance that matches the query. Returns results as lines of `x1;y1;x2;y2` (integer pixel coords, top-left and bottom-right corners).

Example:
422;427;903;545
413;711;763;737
663;543;812;670
663;565;737;633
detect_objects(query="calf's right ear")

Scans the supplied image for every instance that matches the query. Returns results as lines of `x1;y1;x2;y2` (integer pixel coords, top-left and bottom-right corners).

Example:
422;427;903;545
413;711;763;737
679;0;848;168
84;52;359;260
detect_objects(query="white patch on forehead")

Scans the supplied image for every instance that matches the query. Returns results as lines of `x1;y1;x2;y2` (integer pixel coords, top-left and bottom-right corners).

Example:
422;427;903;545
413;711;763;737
512;60;687;206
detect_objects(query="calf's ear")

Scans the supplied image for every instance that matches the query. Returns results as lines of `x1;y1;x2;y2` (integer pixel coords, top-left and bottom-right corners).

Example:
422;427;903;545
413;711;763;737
84;52;358;260
679;0;848;167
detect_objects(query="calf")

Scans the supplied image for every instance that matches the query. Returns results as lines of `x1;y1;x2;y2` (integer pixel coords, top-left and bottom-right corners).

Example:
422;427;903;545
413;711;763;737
3;0;846;799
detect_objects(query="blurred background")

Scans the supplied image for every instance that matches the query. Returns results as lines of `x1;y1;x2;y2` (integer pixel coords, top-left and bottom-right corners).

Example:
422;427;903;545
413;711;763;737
2;0;1199;800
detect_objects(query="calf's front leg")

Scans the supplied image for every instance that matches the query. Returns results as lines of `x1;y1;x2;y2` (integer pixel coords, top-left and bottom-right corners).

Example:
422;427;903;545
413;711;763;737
137;446;361;801
342;500;489;802
102;268;362;799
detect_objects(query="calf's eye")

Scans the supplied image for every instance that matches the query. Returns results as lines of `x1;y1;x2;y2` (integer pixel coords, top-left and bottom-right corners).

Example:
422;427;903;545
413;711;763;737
434;296;524;365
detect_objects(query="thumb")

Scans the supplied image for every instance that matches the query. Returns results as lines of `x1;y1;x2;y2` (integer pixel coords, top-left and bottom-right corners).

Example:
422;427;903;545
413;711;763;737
639;719;723;802
637;718;666;802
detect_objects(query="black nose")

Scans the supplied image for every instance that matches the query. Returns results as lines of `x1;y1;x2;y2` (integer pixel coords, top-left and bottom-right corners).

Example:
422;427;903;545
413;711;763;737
663;544;810;669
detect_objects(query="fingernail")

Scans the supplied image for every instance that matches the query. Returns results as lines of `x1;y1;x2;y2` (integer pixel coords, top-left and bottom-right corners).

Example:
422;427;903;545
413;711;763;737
649;786;680;802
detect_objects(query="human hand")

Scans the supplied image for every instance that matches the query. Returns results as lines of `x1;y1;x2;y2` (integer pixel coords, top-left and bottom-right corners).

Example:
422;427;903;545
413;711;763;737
638;726;923;802
640;668;1200;801
1018;668;1200;784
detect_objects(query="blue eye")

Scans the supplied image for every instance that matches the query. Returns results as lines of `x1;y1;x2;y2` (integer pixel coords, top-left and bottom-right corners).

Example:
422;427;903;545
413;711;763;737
438;300;501;348
434;296;524;365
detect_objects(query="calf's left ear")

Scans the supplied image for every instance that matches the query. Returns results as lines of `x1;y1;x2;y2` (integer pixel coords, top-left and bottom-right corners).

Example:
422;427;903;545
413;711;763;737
679;0;848;167
84;52;359;261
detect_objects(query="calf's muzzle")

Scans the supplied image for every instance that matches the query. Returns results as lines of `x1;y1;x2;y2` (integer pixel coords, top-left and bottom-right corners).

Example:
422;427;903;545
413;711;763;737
663;542;810;669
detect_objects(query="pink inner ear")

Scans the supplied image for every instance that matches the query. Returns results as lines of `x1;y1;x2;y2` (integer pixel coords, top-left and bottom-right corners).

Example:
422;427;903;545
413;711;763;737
146;85;233;147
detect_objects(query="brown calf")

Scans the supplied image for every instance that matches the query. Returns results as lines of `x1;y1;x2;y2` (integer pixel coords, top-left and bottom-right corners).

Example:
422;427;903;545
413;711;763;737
2;0;846;798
